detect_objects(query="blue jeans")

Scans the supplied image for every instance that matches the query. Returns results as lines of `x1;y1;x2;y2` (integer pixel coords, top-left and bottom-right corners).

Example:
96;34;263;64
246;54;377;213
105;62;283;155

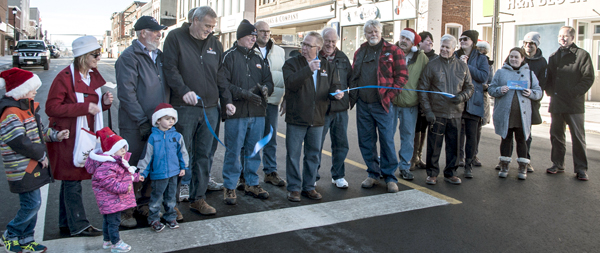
102;212;121;244
356;100;399;183
174;106;218;202
59;180;92;235
286;123;323;192
393;105;418;172
148;176;178;223
4;189;41;245
223;117;265;190
317;111;349;181
262;104;279;174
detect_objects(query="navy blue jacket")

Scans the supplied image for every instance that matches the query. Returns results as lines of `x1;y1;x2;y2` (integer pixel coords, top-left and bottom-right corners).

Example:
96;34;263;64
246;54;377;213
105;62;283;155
455;48;490;118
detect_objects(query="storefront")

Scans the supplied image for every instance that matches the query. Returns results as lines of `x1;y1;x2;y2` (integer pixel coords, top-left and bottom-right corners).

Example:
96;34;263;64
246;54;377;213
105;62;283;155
340;0;417;62
256;2;337;48
472;0;600;101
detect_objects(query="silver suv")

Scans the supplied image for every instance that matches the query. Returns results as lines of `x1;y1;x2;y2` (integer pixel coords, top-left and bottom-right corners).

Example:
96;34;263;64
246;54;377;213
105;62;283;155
13;40;50;70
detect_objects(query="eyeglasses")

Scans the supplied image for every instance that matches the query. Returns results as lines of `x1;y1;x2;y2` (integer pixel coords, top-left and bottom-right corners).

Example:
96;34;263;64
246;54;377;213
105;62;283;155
324;40;337;45
301;42;318;49
258;30;271;34
90;53;101;58
523;42;536;46
459;37;470;42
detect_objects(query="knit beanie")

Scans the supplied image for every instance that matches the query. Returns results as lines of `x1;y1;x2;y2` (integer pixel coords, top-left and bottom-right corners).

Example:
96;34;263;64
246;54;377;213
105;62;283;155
400;28;421;52
0;68;42;99
152;103;178;127
237;19;257;40
96;127;128;155
523;32;541;47
461;30;479;44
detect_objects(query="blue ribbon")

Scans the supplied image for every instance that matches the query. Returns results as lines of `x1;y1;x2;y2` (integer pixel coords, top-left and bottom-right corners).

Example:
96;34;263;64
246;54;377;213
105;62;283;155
196;95;226;148
330;85;456;98
246;125;273;158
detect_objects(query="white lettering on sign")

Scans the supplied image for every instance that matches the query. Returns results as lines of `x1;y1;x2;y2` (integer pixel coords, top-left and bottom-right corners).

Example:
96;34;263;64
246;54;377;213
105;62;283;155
509;0;586;9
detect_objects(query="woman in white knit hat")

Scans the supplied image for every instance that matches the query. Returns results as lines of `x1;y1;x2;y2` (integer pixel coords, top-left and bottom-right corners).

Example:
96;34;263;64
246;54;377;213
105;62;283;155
45;36;114;237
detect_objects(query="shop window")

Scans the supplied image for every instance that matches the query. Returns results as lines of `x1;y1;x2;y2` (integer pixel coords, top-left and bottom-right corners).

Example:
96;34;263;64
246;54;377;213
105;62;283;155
341;21;394;64
445;23;462;41
595;25;600;35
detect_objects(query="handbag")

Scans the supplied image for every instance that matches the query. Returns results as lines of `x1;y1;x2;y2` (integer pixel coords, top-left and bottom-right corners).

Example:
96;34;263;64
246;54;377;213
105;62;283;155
530;70;543;125
72;116;99;167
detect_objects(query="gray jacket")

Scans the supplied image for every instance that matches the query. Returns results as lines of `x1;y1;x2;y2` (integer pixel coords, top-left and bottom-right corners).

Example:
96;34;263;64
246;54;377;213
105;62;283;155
116;40;169;129
488;63;542;139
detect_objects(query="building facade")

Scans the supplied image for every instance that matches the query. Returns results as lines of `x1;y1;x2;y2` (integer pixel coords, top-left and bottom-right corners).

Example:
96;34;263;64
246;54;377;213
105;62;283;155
0;0;8;55
471;0;599;101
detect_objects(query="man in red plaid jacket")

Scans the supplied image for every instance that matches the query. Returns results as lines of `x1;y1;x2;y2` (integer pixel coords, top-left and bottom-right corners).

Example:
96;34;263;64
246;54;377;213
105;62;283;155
349;19;408;193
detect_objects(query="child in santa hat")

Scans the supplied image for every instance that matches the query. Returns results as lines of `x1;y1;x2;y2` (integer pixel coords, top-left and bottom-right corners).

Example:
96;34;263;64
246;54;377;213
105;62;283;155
137;103;189;232
85;127;140;253
0;68;69;253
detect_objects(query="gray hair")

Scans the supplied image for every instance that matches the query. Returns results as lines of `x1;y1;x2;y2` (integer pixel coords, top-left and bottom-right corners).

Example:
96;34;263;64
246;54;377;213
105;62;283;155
363;20;382;34
192;6;217;23
135;30;142;38
305;31;324;47
188;7;198;23
560;26;576;38
440;34;457;48
321;27;339;40
254;20;268;28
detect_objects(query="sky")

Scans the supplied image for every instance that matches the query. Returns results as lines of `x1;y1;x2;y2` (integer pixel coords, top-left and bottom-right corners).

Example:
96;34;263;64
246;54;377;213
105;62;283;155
30;0;139;49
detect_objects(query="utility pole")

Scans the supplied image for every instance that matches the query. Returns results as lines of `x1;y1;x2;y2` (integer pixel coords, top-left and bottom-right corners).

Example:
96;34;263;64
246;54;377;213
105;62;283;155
491;0;499;70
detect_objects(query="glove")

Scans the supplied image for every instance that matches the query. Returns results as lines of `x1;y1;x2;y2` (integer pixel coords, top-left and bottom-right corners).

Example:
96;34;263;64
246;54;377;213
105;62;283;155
241;89;262;106
139;121;152;141
425;112;436;123
256;83;269;98
449;96;462;104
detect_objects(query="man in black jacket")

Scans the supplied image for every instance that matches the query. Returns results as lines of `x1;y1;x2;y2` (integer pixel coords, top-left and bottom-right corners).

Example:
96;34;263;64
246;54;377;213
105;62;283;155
545;26;595;180
219;20;274;205
282;32;343;202
316;27;352;189
163;6;233;215
116;16;170;227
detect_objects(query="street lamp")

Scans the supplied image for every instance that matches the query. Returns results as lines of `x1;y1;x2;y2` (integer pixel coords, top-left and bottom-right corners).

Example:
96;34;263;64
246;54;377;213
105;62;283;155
12;7;17;45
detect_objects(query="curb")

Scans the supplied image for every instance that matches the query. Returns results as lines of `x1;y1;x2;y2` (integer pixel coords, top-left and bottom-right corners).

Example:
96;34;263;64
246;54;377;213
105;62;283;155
0;63;12;71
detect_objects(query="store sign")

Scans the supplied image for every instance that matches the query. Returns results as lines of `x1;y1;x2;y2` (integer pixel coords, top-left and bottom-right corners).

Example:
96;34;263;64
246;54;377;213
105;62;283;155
341;1;393;26
393;0;417;20
508;0;587;10
220;13;245;33
257;5;335;28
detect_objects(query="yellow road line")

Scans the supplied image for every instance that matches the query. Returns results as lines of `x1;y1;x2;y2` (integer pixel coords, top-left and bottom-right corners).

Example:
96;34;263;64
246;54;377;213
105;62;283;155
277;131;462;204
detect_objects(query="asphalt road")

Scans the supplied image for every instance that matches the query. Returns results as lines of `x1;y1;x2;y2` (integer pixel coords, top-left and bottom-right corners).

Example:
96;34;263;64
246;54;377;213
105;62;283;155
1;57;599;252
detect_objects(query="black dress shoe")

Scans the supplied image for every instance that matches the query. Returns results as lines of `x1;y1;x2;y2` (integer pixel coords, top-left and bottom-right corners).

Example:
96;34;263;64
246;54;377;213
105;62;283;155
74;226;102;237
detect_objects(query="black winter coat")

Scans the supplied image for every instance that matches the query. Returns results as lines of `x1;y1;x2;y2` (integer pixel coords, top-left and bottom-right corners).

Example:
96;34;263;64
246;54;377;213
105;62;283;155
546;44;595;114
162;23;229;108
327;50;351;113
524;48;548;91
283;55;341;127
218;42;274;119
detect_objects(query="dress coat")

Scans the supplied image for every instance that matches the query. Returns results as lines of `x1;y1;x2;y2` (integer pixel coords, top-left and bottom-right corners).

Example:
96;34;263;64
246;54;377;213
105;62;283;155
45;66;111;181
488;63;542;139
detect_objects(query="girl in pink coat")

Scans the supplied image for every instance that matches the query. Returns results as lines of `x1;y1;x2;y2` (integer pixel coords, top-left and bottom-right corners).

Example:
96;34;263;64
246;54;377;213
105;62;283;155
85;127;139;253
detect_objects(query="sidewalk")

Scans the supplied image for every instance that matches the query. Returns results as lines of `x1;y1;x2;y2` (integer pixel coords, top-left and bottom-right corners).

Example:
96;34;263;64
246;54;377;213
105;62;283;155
0;54;12;71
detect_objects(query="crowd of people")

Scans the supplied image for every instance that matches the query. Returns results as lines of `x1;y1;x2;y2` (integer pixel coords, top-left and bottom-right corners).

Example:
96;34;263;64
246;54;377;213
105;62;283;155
0;5;595;253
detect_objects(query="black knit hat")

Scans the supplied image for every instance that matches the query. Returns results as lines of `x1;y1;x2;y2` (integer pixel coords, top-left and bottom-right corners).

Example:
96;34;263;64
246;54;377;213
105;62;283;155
460;30;479;43
237;19;257;40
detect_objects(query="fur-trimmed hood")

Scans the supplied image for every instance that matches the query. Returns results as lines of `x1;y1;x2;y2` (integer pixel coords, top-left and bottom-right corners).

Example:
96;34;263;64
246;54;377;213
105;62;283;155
85;147;135;175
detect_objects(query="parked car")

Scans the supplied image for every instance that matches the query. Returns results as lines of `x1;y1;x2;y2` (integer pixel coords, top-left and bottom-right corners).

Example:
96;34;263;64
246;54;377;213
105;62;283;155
13;40;50;70
48;45;61;58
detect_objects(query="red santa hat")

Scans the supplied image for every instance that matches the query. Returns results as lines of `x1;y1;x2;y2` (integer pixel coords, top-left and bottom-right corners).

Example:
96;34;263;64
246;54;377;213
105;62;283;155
96;127;128;155
0;68;42;99
400;28;421;52
152;103;178;127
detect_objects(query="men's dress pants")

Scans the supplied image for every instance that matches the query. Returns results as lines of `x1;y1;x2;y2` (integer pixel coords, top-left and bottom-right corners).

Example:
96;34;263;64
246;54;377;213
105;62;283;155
550;113;587;172
356;100;399;183
286;123;323;192
393;105;418;172
317;110;349;181
425;117;461;178
223;117;265;190
174;106;218;202
262;104;280;174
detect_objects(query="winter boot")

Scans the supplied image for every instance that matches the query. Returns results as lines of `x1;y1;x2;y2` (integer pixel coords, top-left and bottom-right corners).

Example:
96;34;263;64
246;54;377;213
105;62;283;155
498;156;511;178
517;158;530;180
464;158;473;178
